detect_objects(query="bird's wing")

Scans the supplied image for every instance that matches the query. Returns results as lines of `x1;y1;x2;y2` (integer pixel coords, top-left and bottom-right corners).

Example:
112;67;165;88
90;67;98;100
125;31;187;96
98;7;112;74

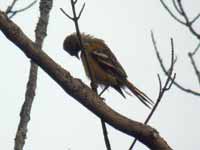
91;46;127;79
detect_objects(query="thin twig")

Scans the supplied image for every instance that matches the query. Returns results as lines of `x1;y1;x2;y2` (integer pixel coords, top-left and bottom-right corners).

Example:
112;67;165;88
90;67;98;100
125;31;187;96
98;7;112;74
6;0;37;19
11;1;37;13
158;74;162;93
191;13;200;25
176;0;190;24
163;0;200;86
188;53;200;86
191;42;200;56
188;42;200;86
6;0;18;14
77;2;85;19
60;8;74;20
152;30;200;96
100;119;111;150
61;1;111;149
172;0;183;15
129;32;176;150
172;0;200;40
68;0;96;90
160;0;186;25
161;0;200;40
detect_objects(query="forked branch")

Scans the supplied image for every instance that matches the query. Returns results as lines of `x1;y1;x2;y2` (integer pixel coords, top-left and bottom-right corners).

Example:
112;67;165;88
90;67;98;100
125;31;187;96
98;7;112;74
60;0;111;149
6;0;37;18
129;32;176;150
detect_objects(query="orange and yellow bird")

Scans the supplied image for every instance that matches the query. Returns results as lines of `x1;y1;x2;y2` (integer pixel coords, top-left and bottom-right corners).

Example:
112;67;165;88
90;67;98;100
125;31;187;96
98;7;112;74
63;33;153;108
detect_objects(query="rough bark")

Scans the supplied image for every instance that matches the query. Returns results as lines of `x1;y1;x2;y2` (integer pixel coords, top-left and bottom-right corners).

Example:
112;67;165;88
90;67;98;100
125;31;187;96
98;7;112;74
0;11;172;150
14;1;53;150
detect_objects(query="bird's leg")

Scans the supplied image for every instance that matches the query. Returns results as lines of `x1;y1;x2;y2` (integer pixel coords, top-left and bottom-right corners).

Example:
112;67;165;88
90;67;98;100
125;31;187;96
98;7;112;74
90;81;98;93
99;86;109;97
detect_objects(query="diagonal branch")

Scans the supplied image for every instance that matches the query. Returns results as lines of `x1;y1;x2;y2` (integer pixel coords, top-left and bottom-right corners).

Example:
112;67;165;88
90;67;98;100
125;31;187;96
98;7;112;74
188;42;200;86
160;0;186;25
188;52;200;86
6;0;37;19
14;0;53;150
191;13;200;25
60;8;74;20
77;2;85;19
129;32;176;150
0;10;172;150
191;42;200;56
6;0;18;14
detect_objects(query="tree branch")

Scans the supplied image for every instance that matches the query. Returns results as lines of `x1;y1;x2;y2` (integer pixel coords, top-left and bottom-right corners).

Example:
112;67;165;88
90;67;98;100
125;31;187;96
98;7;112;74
188;52;200;86
160;0;186;25
191;42;200;56
152;31;200;96
14;0;53;150
62;1;110;149
160;0;200;40
0;10;172;150
6;0;37;19
129;32;176;150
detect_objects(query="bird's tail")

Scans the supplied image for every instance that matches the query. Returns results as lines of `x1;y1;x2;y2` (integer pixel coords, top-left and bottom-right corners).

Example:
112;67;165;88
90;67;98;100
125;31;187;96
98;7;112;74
125;80;154;109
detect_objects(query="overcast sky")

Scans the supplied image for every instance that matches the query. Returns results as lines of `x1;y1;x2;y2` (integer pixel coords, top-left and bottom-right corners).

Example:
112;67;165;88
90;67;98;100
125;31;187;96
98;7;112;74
0;0;200;150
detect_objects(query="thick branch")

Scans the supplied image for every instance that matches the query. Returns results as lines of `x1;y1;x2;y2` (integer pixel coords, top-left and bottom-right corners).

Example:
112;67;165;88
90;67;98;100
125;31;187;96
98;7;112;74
0;11;172;150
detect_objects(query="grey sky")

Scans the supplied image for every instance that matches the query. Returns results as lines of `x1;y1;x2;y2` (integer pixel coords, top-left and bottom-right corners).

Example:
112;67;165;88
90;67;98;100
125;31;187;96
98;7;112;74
0;0;200;149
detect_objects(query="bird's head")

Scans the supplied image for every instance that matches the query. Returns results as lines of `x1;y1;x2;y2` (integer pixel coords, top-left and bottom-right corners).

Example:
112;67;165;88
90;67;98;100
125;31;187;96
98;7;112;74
63;33;81;59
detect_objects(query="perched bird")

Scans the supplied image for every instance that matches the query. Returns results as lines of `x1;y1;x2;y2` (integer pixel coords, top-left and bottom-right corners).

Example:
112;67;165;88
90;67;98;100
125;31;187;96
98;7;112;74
63;33;153;108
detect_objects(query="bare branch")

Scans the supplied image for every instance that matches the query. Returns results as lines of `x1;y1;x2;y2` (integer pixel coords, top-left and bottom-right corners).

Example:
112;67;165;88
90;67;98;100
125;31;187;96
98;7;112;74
191;42;200;56
160;0;186;25
0;10;172;149
152;31;200;96
165;74;176;90
62;0;111;149
178;0;200;39
191;13;200;25
6;0;37;19
14;0;53;150
60;8;74;20
162;0;200;40
129;32;176;150
176;0;190;25
77;2;85;19
188;53;200;86
11;0;37;13
100;119;111;150
172;0;182;15
158;74;163;93
6;0;18;14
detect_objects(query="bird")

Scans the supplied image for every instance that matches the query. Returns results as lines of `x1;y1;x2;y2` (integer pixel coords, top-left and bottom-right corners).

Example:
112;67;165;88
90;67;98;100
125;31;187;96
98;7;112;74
63;33;154;108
